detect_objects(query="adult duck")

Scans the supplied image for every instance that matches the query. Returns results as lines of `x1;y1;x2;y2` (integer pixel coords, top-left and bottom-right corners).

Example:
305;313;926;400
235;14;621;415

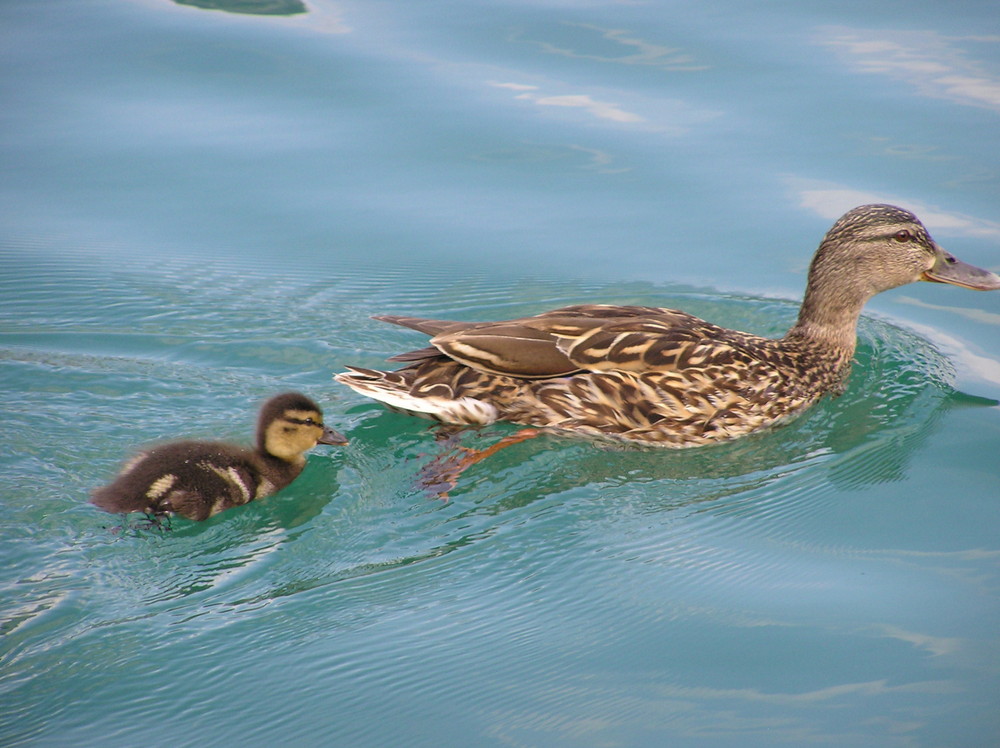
336;205;999;448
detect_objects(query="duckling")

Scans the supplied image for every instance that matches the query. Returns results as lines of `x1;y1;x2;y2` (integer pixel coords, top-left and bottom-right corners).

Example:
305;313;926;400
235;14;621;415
91;392;348;521
336;204;1000;448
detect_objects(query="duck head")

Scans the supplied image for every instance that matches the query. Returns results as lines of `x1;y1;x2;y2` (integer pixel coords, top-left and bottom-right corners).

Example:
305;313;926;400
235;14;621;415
816;204;1000;295
258;392;348;462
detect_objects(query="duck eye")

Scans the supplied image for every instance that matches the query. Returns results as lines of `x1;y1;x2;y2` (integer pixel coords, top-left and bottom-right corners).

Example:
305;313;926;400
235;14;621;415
893;230;913;243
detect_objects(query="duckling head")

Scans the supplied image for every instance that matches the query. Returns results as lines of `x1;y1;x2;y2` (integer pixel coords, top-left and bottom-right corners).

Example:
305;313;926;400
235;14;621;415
810;204;1000;298
258;392;348;463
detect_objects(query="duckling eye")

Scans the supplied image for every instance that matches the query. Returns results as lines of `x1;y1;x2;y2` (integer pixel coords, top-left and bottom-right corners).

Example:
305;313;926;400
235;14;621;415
893;230;913;243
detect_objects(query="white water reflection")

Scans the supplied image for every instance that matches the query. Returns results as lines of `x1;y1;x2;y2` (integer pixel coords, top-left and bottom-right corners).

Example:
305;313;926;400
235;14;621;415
482;676;960;746
488;80;720;135
892;318;1000;386
877;625;962;658
492;82;645;123
821;27;1000;112
786;177;1000;239
898;296;1000;326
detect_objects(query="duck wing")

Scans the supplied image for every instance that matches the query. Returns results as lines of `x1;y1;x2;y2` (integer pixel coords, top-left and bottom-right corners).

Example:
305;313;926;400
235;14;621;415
386;304;764;379
377;311;583;376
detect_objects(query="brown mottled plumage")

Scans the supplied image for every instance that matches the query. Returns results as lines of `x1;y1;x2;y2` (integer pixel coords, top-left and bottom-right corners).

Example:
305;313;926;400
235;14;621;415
335;205;1000;447
91;392;348;521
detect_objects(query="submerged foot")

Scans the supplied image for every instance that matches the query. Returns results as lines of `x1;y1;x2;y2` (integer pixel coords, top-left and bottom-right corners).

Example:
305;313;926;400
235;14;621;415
417;428;543;498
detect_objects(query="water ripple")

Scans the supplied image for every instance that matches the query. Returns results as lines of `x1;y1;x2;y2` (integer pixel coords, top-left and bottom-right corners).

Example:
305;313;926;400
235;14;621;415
3;248;992;747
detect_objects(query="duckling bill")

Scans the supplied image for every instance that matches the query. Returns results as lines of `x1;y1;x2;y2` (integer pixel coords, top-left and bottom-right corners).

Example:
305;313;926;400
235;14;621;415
336;204;1000;449
90;392;347;521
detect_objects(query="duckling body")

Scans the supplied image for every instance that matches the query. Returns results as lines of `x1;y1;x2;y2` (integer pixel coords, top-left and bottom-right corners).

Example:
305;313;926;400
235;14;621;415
336;205;1000;446
91;392;347;520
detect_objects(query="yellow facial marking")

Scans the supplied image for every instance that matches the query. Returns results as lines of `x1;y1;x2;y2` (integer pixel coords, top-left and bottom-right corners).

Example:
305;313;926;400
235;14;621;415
264;409;326;462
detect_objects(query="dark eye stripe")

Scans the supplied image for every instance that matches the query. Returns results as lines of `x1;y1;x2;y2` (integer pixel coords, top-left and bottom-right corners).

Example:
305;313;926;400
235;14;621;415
285;417;321;426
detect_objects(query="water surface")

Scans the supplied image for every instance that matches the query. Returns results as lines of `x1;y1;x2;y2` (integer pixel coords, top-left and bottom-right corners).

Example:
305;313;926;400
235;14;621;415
2;1;1000;746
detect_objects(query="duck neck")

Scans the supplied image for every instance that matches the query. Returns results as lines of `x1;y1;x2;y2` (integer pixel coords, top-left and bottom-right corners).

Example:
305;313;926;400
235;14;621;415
259;448;306;482
784;272;872;356
258;441;306;470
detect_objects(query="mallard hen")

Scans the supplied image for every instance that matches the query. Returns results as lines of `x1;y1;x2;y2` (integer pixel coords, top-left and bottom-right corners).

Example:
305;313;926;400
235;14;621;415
336;205;999;447
91;392;348;521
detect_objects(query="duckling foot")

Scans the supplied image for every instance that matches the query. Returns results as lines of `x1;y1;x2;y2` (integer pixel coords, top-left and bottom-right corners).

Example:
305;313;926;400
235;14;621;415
417;429;543;498
131;512;173;533
105;512;172;535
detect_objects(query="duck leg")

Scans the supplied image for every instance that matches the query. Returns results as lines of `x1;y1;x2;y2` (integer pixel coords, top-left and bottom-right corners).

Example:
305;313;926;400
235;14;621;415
418;428;543;498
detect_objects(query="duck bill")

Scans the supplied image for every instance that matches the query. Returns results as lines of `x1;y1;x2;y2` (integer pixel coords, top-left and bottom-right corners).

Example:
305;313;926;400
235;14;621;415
318;425;349;446
922;250;1000;291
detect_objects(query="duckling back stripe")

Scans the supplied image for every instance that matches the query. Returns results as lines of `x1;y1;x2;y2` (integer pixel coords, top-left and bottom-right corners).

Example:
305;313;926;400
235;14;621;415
205;463;252;503
145;474;177;500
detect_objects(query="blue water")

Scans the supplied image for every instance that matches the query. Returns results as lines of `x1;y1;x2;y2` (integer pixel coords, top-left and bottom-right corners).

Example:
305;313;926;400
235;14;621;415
3;1;1000;746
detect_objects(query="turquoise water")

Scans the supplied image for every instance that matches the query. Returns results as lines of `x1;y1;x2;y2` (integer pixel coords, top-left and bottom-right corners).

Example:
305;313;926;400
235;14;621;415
3;1;1000;746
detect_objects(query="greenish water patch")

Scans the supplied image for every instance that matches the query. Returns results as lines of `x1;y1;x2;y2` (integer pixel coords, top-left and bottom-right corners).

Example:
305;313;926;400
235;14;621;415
173;0;307;16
